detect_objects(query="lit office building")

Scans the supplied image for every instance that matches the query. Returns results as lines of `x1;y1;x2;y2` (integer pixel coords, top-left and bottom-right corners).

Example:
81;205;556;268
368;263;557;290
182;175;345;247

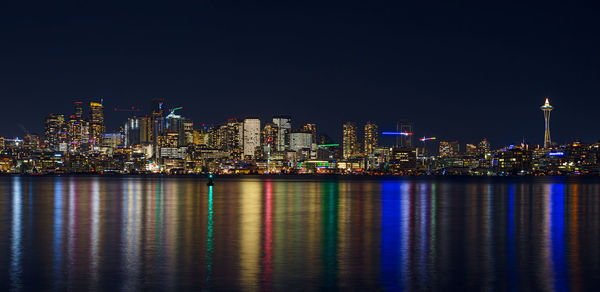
262;123;279;148
184;120;194;146
301;123;317;142
364;122;378;155
439;140;460;157
73;101;84;119
289;132;313;151
243;118;261;157
44;114;65;151
389;147;417;172
343;121;358;159
273;115;291;151
67;116;84;151
466;144;477;155
89;101;105;146
225;119;242;151
125;116;151;146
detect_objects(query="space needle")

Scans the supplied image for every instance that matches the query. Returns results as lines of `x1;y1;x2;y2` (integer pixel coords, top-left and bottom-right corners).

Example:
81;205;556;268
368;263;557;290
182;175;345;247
540;97;553;148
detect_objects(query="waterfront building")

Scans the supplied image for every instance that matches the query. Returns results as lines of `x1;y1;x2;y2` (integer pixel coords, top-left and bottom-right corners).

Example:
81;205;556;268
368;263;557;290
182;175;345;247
494;146;532;174
389;147;417;173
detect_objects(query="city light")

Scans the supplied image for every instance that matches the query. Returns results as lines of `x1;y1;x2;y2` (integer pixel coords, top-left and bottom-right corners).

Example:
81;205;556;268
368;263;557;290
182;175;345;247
382;132;413;136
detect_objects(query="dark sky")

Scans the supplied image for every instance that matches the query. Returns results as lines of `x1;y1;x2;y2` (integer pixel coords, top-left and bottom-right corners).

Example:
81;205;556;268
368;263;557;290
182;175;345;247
1;1;598;147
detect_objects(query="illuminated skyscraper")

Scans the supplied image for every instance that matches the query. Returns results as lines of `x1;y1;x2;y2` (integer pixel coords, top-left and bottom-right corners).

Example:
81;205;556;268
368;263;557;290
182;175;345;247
343;122;358;159
363;122;378;155
243;118;261;157
540;97;553;148
89;101;105;146
44;114;65;150
125;116;151;146
272;115;291;151
73;101;83;119
261;123;279;148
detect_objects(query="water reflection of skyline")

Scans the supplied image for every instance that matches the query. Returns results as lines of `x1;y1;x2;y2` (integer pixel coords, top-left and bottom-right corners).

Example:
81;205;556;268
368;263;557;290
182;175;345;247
0;177;599;290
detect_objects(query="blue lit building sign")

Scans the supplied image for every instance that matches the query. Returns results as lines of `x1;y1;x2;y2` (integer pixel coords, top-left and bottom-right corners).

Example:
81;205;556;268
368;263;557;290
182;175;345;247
549;152;564;156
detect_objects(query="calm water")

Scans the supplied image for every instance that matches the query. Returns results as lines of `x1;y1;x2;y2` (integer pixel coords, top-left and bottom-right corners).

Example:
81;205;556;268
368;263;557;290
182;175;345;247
0;176;600;291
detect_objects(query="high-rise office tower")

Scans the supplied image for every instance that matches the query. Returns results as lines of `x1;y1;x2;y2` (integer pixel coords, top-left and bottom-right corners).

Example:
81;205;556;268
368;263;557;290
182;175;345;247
125;116;151;146
540;97;553;148
44;114;65;150
67;116;83;151
73;101;83;119
364;122;378;155
343;122;358;159
272;115;291;151
224;118;242;151
243;118;261;157
261;123;279;148
89;101;105;146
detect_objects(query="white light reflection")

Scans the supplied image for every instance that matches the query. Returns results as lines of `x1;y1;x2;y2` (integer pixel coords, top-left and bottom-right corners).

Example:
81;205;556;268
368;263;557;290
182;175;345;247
10;176;23;291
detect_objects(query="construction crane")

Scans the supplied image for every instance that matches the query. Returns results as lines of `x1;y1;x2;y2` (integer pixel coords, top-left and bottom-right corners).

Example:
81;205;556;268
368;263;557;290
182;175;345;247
166;107;183;119
419;136;437;142
382;131;413;136
114;106;141;112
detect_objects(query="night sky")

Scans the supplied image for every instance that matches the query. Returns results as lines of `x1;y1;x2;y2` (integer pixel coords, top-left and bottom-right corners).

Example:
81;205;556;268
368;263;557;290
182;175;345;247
1;2;598;147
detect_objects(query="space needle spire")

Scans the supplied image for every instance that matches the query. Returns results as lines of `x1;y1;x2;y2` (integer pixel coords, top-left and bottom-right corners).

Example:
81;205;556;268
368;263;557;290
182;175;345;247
540;97;553;148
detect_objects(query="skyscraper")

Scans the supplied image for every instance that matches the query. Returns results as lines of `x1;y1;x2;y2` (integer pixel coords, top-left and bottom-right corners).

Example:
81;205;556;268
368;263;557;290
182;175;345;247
343;122;358;159
44;114;65;151
243;118;261;157
73;101;83;119
89;101;105;146
125;116;151;146
272;115;291;151
540;97;553;148
363;122;378;155
261;123;279;148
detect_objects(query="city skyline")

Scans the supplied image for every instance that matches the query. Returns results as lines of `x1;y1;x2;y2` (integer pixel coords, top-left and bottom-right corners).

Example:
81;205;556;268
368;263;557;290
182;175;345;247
2;95;593;148
4;96;577;149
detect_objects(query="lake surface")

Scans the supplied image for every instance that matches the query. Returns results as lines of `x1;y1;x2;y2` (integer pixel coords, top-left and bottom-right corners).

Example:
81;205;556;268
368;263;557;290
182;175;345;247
0;175;599;291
